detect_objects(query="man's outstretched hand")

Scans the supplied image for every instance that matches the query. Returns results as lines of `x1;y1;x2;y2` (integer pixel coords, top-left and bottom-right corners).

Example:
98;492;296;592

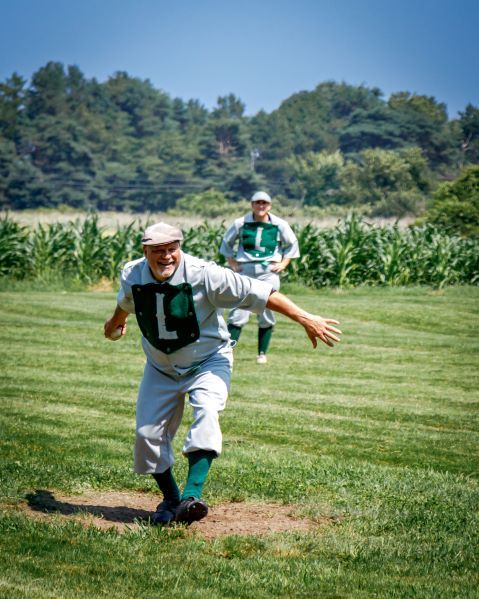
266;291;342;348
301;315;341;348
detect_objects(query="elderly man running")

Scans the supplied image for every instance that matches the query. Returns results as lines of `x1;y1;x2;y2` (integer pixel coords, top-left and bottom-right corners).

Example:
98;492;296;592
104;222;341;525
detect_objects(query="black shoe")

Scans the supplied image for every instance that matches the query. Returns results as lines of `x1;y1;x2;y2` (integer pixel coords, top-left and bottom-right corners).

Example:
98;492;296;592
174;497;208;524
150;498;179;525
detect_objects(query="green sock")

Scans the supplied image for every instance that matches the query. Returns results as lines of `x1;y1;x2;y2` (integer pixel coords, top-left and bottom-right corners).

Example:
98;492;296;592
152;468;180;503
182;450;216;500
228;324;242;342
258;326;273;354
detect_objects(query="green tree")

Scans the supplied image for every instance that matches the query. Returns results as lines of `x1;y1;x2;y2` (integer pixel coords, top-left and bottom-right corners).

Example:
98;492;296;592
426;166;479;236
0;61;474;213
457;104;479;166
65;65;90;115
0;73;27;141
287;150;345;206
339;104;405;153
194;95;255;199
249;110;295;186
27;61;68;118
388;92;456;169
104;71;172;138
341;147;428;216
0;137;16;208
5;157;54;209
272;81;384;155
210;94;248;157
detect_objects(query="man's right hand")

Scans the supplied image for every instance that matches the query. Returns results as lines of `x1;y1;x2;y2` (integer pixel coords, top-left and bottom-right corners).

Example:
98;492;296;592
104;305;129;339
104;319;127;340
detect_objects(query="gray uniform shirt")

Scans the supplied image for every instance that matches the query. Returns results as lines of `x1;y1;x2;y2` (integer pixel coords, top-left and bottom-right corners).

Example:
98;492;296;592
219;212;300;263
117;252;273;375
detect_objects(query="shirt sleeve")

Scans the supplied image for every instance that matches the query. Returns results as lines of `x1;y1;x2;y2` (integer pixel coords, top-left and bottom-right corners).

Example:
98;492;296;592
279;222;300;259
219;221;240;258
116;263;137;313
204;262;272;314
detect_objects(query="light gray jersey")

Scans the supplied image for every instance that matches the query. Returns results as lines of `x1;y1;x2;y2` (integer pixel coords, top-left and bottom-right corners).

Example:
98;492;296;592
117;252;272;375
219;212;300;263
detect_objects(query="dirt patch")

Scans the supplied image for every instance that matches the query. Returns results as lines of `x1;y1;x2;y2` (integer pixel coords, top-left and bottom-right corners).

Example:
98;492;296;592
16;489;329;539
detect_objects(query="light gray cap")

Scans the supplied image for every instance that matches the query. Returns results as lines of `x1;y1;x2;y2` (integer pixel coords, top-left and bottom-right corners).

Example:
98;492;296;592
251;191;272;203
141;222;183;246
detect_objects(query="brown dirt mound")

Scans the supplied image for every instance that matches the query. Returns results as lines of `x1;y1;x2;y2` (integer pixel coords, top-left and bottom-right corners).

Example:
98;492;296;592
18;489;329;539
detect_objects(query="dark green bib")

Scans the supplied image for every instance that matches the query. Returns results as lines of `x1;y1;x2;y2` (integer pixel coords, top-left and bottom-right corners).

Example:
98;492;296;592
241;222;279;259
131;282;200;354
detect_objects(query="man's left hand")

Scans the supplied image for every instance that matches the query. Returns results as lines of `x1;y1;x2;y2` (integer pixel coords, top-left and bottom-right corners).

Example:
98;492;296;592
302;316;342;348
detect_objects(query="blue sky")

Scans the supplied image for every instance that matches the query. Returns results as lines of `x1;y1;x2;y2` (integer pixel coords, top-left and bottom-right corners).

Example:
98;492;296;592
0;0;477;117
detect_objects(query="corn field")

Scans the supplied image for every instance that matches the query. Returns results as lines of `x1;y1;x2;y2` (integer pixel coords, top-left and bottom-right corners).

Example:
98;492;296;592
0;214;477;288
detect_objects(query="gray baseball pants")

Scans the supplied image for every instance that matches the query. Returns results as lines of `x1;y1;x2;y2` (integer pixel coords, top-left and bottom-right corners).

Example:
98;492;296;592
134;350;232;474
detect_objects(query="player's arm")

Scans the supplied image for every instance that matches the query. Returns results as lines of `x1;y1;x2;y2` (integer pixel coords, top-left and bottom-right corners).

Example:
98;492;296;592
266;291;341;348
270;223;299;273
104;304;129;339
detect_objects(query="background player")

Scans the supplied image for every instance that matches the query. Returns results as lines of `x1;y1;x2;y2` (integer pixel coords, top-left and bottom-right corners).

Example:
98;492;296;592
220;191;300;363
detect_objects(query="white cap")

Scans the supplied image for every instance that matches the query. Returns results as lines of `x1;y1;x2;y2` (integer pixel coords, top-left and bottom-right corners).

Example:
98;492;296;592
141;222;183;246
251;191;272;204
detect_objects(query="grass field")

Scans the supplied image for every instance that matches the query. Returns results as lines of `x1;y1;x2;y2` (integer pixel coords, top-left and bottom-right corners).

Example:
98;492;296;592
0;285;478;598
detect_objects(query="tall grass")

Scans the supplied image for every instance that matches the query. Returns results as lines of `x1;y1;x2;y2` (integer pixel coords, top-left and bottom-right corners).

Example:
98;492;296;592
0;213;477;288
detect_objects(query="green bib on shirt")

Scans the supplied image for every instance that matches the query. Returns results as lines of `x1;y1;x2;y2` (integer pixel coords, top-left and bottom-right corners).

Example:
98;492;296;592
241;222;279;259
131;282;200;354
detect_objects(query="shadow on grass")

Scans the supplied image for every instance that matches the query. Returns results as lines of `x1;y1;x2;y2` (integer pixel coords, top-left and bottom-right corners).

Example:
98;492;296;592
25;490;152;524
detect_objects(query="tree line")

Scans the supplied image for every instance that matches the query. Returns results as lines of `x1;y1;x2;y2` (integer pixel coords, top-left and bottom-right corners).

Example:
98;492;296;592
0;61;478;217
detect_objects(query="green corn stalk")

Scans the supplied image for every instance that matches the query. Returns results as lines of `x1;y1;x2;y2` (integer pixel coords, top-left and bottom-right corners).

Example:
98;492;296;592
105;221;144;281
325;214;368;287
182;222;225;263
457;238;479;284
1;214;478;288
368;226;411;286
289;223;332;287
0;216;30;278
26;223;77;280
425;232;461;289
70;215;111;283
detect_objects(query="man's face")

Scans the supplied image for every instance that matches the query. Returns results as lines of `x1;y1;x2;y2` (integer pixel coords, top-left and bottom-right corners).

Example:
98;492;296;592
251;200;271;219
143;241;181;281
